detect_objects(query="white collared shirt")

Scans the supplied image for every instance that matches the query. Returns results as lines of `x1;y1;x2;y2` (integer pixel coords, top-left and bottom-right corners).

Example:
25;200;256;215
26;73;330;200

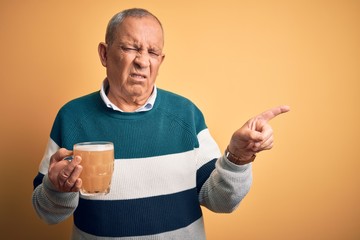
100;79;157;112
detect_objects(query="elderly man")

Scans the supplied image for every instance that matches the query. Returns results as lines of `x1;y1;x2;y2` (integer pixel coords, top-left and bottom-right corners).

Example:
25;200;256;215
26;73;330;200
32;8;289;239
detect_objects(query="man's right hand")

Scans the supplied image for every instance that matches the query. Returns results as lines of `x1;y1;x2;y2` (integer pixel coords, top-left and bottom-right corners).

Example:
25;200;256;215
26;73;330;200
48;148;83;192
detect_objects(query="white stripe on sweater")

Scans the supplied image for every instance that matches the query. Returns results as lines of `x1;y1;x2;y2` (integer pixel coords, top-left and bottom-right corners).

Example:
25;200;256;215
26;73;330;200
86;150;197;200
38;128;221;201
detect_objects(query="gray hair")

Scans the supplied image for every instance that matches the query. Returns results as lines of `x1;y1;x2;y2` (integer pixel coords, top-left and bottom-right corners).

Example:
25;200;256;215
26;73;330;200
105;8;163;45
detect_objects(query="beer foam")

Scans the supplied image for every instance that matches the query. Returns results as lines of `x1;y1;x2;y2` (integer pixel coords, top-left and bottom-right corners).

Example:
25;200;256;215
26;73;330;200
74;142;113;151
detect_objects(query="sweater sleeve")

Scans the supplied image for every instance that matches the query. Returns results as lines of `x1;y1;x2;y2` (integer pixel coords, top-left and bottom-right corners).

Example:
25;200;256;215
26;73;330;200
195;126;253;213
198;155;252;213
32;174;79;224
32;138;79;224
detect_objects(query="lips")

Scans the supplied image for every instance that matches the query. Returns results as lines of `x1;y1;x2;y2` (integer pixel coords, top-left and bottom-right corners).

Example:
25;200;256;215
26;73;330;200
130;73;147;80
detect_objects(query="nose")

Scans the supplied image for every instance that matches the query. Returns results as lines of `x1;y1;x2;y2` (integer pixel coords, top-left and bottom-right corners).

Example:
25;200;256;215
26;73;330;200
134;51;150;69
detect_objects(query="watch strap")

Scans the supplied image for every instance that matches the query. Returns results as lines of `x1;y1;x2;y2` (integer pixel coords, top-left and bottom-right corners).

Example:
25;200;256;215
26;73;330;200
225;146;256;165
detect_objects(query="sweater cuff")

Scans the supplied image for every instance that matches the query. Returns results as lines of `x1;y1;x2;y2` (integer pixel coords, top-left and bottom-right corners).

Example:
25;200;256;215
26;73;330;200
221;154;252;172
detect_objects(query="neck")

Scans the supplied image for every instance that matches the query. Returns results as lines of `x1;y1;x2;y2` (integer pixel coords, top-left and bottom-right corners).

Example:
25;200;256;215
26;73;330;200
106;86;153;112
107;92;145;112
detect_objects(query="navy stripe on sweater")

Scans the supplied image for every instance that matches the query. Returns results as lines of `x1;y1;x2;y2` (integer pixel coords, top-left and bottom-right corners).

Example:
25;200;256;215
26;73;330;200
74;188;203;237
196;158;217;193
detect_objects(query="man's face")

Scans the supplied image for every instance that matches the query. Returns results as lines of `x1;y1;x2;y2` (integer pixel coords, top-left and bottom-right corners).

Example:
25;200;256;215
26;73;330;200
99;16;165;102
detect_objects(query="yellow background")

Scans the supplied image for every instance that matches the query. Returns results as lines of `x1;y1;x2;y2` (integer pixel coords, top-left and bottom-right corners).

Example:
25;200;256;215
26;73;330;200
1;0;359;239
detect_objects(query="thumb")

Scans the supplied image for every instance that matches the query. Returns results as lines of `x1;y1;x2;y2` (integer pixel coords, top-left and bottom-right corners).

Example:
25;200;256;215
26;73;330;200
50;148;73;164
240;128;263;142
248;129;263;142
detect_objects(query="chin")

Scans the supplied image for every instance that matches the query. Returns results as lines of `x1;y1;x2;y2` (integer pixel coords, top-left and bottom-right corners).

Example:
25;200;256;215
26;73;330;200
128;87;147;97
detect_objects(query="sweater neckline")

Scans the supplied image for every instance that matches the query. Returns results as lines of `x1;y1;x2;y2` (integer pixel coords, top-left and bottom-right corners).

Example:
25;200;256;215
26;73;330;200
98;90;161;120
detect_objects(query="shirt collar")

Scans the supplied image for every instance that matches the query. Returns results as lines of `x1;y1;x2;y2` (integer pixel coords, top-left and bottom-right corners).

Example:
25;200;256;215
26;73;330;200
100;78;157;112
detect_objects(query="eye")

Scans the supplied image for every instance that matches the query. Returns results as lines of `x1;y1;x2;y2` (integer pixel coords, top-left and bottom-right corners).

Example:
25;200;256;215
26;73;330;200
149;51;159;56
148;50;161;57
121;46;137;52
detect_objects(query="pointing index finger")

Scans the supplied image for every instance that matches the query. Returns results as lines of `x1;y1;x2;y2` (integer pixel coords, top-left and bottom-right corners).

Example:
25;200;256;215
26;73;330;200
260;105;290;122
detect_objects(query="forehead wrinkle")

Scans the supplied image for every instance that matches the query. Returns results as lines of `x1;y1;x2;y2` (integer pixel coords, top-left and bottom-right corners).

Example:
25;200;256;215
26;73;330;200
115;17;164;48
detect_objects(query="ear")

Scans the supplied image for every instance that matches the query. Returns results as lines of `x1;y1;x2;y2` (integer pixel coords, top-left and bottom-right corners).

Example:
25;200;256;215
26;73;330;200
98;42;108;67
159;53;165;65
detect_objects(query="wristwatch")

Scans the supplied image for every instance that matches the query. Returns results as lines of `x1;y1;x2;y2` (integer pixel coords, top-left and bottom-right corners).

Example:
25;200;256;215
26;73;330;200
225;146;256;165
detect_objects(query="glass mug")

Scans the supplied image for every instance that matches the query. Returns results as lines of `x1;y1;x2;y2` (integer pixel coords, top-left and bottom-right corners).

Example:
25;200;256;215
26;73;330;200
73;142;114;196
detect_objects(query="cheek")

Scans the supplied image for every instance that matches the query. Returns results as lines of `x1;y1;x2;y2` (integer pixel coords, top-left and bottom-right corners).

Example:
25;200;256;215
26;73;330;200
150;62;162;76
108;56;130;74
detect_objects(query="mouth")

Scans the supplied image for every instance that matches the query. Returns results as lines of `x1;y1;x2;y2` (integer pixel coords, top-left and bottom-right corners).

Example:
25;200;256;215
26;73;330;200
130;73;147;80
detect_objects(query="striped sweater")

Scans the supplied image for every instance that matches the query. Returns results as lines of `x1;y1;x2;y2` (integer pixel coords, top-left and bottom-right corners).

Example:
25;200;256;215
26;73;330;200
32;88;252;239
